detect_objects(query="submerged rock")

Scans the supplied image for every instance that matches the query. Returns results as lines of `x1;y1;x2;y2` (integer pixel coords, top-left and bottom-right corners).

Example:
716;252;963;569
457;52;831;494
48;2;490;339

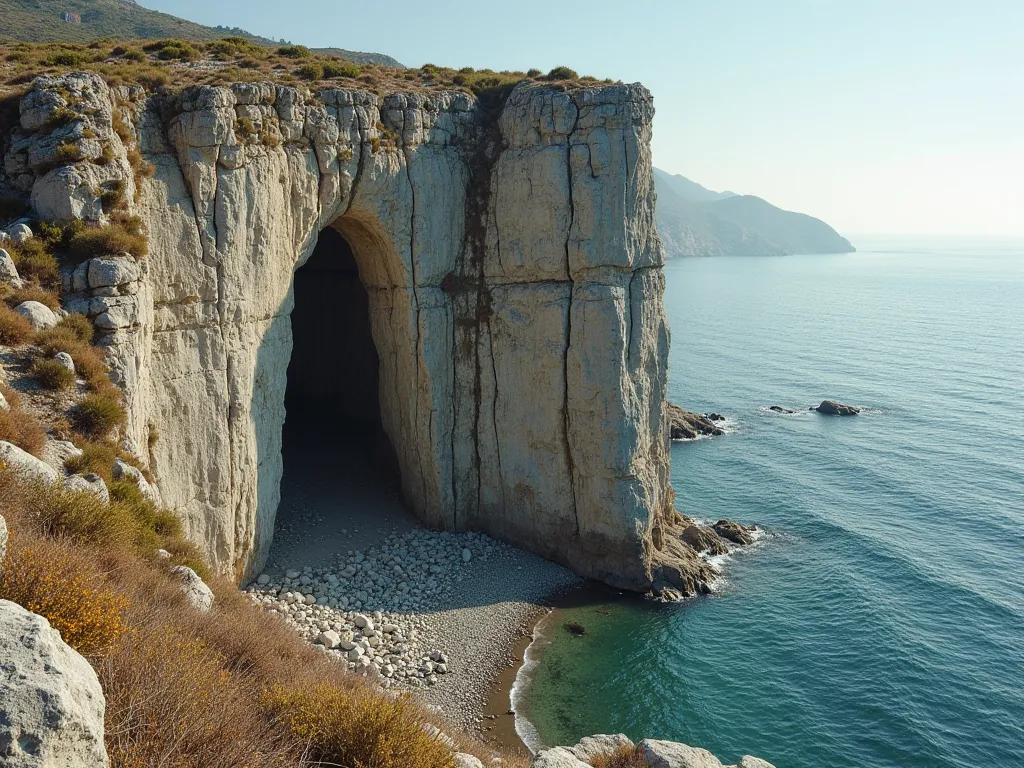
768;405;795;414
667;402;725;440
714;519;757;546
814;399;861;416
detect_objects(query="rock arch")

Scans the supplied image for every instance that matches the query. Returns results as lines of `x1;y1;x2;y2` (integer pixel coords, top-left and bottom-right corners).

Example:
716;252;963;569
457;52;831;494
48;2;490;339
12;74;672;590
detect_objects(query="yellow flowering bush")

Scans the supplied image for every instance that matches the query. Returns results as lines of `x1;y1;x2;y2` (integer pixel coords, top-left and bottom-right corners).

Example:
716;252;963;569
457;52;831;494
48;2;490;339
264;683;456;768
0;541;128;654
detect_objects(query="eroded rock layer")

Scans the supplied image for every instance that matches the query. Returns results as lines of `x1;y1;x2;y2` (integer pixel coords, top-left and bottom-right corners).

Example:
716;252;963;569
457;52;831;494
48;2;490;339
2;73;676;590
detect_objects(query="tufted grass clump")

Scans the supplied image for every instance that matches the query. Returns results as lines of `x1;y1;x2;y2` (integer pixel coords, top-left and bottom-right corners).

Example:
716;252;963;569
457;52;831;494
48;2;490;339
32;358;76;390
0;540;129;655
0;404;46;456
3;236;60;289
72;391;127;438
264;683;457;768
65;439;118;482
64;215;148;261
0;304;35;345
5;284;61;311
32;141;86;175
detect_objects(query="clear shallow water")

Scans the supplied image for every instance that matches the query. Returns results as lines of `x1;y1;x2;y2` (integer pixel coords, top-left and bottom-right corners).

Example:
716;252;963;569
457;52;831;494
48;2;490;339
518;238;1024;767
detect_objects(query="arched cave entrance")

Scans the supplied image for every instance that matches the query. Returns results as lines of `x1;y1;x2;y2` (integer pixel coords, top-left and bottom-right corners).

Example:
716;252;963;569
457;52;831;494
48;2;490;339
270;226;413;569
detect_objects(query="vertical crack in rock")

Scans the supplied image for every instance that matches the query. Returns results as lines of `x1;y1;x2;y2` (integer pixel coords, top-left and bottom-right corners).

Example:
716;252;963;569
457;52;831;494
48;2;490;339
487;317;505;511
563;100;581;537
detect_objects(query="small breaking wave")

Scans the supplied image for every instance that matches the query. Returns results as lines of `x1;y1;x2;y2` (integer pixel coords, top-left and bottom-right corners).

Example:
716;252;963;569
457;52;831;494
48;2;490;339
511;610;556;755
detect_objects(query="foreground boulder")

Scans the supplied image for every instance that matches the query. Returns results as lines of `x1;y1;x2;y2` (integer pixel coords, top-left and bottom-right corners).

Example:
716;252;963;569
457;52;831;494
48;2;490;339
531;734;775;768
0;600;109;768
667;403;725;440
814;399;860;416
713;520;756;546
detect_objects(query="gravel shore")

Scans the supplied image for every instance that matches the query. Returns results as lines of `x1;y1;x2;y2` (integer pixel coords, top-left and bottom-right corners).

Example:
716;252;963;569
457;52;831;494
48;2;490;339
251;430;581;730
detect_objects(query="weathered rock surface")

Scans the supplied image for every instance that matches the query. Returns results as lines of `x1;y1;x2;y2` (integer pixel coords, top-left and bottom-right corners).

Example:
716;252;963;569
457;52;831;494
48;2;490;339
532;735;776;768
713;519;756;546
454;754;485;768
0;600;109;768
814;399;860;416
170;564;214;611
0;248;21;287
667;402;725;440
0;513;7;571
13;301;57;331
4;72;676;592
64;473;110;504
0;441;60;485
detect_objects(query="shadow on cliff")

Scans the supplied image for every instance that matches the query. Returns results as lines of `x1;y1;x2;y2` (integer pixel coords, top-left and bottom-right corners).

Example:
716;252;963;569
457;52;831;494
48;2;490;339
254;227;577;617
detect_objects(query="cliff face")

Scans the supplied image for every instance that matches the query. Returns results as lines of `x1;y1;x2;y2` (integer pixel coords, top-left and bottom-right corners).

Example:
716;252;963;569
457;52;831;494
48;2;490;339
3;73;676;591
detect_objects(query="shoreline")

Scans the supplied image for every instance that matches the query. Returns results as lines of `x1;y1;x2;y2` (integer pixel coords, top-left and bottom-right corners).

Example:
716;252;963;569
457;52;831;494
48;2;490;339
479;581;629;756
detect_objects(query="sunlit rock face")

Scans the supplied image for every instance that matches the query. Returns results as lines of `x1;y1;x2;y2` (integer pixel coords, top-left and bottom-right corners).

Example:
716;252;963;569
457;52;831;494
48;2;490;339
4;74;673;590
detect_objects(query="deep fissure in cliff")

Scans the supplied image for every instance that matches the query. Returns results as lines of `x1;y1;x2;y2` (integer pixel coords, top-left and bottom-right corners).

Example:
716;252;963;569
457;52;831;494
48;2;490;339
276;227;404;551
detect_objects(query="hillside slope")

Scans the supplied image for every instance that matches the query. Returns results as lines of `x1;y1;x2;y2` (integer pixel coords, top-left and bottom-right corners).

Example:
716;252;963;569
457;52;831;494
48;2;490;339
654;169;854;257
0;0;401;66
708;194;855;255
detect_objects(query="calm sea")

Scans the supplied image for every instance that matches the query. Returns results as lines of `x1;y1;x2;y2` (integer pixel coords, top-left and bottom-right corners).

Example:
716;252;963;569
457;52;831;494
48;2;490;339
516;237;1024;767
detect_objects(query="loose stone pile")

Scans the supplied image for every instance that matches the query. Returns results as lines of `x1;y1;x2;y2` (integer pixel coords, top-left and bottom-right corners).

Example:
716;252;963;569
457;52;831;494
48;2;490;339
245;528;500;686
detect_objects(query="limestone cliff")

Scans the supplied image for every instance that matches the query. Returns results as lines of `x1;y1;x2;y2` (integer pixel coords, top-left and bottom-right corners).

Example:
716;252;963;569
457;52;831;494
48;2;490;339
3;72;688;592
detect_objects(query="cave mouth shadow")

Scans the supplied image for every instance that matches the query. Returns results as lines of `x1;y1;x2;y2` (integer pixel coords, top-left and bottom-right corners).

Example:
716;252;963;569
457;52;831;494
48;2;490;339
271;227;411;571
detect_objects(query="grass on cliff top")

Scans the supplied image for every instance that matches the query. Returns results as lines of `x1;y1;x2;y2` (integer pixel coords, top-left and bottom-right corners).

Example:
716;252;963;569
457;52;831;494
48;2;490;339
0;470;521;768
0;37;615;100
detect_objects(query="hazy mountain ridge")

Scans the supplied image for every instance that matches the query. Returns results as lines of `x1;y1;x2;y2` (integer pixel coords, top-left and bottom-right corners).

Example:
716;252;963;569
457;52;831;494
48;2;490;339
0;0;401;66
655;168;854;257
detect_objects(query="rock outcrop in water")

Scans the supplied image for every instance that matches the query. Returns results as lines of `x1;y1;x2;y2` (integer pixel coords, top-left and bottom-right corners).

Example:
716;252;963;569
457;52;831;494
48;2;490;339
1;72;689;591
667;402;724;439
814;399;860;416
531;733;776;768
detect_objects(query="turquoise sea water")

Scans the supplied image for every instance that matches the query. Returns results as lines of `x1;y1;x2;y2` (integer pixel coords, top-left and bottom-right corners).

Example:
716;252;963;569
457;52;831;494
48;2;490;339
517;238;1024;767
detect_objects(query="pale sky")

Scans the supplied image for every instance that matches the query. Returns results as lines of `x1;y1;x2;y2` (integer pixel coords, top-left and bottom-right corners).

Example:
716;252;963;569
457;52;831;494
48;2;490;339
150;0;1024;236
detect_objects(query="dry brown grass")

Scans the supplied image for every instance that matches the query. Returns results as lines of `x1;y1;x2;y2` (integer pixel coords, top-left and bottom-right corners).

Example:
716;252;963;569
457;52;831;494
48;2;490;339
4;284;61;311
0;471;501;768
0;303;35;345
265;683;457;768
590;744;647;768
0;404;46;455
1;38;613;100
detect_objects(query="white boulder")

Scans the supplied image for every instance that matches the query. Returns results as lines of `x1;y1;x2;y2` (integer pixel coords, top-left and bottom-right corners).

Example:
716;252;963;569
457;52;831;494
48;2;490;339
736;758;776;768
53;352;75;373
531;747;591;768
42;440;83;472
0;600;109;768
170;565;214;612
316;630;341;649
0;513;7;570
640;739;725;768
569;734;635;763
87;256;140;289
8;222;33;244
64;473;110;505
112;458;160;505
0;248;22;288
454;754;485;768
0;441;60;485
0;388;8;412
13;301;58;331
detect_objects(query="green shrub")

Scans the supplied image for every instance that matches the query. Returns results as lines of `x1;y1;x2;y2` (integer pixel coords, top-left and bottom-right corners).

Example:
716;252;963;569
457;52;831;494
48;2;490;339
4;237;60;289
546;66;579;80
32;358;76;390
65;440;117;481
47;52;87;67
295;62;324;81
276;45;311;59
322;61;360;79
72;392;126;438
